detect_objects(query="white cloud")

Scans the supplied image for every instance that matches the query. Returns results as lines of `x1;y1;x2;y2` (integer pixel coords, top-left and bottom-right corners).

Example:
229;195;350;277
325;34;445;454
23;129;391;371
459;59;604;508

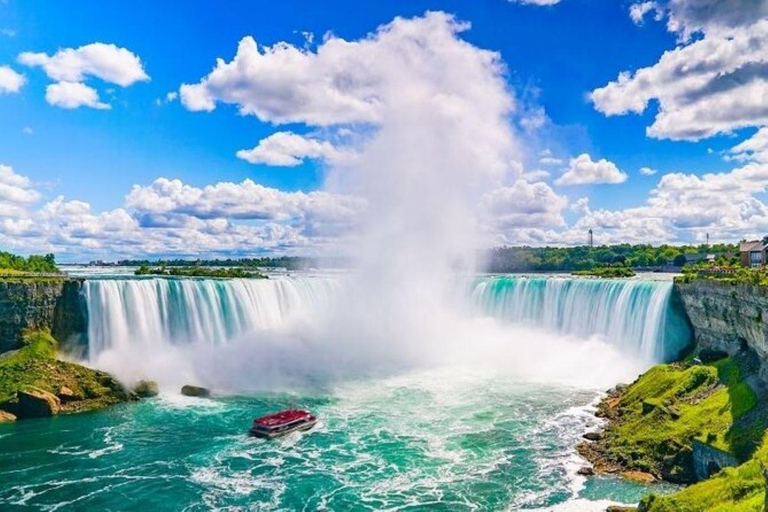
664;0;768;39
22;127;32;135
539;156;563;166
0;164;40;220
0;65;24;93
730;128;768;163
482;180;568;228
45;81;110;110
0;28;16;37
594;8;768;141
639;166;657;176
19;42;149;86
630;2;662;25
555;154;628;185
571;197;590;214
125;178;365;234
236;131;347;167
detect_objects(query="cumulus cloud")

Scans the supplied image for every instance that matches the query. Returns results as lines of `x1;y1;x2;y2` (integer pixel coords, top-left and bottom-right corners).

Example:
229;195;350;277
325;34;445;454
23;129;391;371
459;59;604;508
482;180;568;228
596;4;768;141
630;2;663;25
45;81;110;110
730;128;768;163
236;131;348;166
664;0;768;39
18;42;149;86
0;65;24;93
556;160;768;245
639;166;657;176
125;178;365;238
555;154;628;185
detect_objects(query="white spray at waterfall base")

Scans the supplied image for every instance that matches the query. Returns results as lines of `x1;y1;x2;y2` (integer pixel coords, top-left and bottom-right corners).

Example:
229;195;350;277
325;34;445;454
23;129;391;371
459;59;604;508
83;14;685;393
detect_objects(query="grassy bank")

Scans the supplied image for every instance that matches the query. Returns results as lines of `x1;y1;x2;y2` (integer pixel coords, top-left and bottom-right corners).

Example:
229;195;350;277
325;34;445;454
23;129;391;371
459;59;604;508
580;355;765;484
640;434;768;511
0;330;129;417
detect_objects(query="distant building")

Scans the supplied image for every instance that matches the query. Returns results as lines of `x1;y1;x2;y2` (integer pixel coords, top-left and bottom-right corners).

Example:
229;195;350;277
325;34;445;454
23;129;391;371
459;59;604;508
740;238;768;267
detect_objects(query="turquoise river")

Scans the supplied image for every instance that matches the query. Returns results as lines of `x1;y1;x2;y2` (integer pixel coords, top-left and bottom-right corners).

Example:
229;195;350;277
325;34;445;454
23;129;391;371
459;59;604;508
0;274;690;511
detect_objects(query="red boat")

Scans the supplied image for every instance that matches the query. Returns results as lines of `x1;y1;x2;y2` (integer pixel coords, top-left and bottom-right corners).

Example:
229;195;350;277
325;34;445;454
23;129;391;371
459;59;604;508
250;409;317;439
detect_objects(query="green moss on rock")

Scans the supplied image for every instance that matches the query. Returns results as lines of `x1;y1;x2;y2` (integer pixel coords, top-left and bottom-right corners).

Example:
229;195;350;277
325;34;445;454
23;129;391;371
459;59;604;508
640;433;768;511
0;330;130;418
581;357;764;484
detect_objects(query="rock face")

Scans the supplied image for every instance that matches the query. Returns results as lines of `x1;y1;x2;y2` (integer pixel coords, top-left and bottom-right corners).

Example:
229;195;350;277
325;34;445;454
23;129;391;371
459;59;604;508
17;388;61;417
0;410;16;422
675;280;768;381
134;380;159;398
0;279;86;354
181;385;210;397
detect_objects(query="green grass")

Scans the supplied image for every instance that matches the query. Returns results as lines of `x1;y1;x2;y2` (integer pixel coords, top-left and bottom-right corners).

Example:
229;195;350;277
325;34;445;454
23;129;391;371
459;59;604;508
0;330;128;414
640;434;768;511
600;357;762;482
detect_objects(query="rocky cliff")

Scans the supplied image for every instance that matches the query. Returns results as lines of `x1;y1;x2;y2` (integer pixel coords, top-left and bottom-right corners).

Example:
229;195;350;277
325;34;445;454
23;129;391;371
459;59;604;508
674;279;768;382
0;278;87;354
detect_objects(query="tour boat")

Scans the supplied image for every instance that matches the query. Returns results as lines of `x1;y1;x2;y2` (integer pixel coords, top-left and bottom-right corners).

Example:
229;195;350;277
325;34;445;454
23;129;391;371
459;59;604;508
250;409;317;439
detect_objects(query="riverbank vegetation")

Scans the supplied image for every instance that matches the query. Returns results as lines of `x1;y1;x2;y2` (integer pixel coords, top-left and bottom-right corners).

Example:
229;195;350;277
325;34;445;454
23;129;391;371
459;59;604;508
135;265;266;279
677;265;768;287
0;251;59;276
580;354;765;485
639;434;768;511
487;244;736;273
0;330;129;419
572;266;636;278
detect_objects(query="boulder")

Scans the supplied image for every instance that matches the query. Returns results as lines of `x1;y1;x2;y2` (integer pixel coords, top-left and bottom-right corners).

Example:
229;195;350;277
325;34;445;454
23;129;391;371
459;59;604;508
577;466;594;476
606;506;637;512
18;388;61;418
583;431;603;441
181;385;210;398
57;385;81;402
0;410;16;422
133;380;159;398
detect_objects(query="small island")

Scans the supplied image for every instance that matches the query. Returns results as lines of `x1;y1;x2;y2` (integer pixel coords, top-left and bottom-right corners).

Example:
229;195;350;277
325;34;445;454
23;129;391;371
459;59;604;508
135;265;267;279
572;266;636;278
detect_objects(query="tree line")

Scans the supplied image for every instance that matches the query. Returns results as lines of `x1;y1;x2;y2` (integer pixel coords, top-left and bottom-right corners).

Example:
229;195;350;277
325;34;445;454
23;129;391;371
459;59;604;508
484;244;738;273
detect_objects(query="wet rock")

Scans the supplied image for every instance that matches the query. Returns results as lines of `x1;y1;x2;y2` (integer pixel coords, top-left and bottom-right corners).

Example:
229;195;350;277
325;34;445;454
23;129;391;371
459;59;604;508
577;466;594;476
133;380;159;398
0;410;16;422
621;470;657;484
57;385;81;402
18;387;60;417
606;506;637;512
181;385;210;398
583;431;602;441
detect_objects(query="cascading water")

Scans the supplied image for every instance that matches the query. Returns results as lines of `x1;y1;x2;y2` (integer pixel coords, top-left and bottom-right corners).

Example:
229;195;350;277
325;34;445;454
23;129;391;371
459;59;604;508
83;276;338;360
470;276;691;363
82;274;691;377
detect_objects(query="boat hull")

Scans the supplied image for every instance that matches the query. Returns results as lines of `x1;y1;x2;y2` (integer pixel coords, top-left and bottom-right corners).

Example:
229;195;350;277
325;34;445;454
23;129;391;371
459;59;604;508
250;419;318;439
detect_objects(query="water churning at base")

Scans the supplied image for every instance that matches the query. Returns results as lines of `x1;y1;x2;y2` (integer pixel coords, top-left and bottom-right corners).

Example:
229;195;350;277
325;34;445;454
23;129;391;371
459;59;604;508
83;275;690;369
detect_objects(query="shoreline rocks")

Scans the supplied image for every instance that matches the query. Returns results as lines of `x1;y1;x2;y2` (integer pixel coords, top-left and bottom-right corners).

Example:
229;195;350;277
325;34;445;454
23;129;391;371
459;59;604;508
18;388;61;417
133;380;159;398
181;385;210;397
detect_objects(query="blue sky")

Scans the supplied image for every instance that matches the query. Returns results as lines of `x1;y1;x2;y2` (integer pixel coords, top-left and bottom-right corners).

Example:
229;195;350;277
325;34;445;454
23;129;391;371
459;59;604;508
0;0;767;260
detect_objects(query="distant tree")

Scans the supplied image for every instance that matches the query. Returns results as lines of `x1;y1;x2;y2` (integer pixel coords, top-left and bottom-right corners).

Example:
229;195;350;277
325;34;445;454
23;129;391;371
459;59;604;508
673;254;688;267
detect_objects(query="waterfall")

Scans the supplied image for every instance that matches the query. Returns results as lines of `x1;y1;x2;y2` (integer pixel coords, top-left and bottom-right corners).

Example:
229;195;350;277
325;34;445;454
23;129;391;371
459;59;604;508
470;275;691;362
81;274;691;380
83;276;337;360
